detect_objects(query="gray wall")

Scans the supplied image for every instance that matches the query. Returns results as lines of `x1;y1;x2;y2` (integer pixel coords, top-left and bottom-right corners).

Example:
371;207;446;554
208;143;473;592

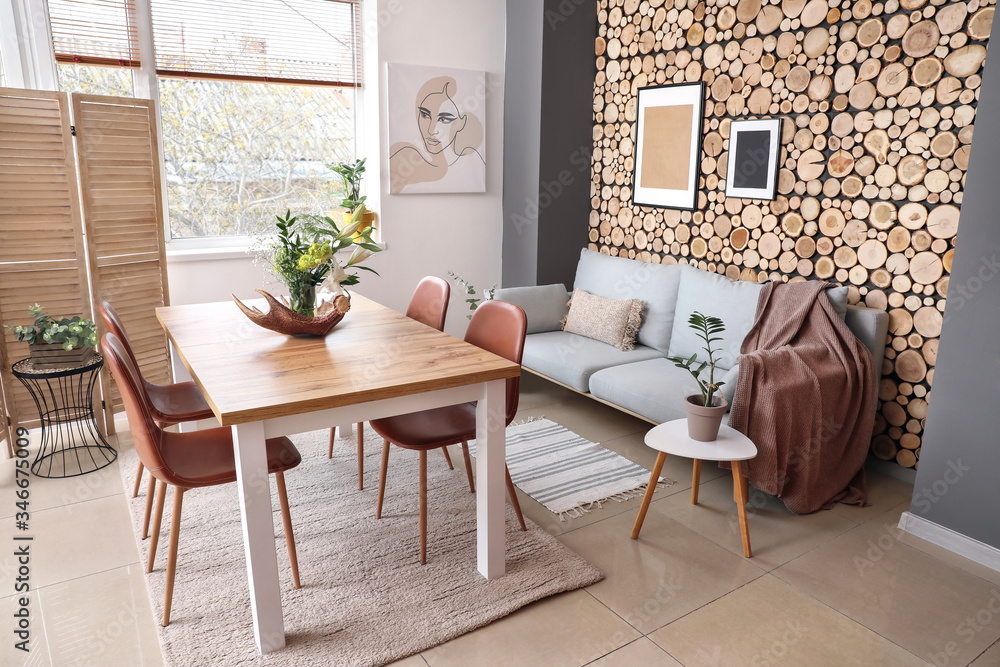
535;0;596;288
909;41;1000;549
501;0;542;287
502;0;594;288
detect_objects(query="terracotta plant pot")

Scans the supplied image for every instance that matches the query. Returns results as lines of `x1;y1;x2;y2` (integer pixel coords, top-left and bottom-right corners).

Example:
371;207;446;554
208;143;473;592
684;394;728;442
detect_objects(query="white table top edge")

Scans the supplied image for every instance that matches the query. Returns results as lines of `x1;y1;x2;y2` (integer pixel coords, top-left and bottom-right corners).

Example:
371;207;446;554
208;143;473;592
645;419;757;461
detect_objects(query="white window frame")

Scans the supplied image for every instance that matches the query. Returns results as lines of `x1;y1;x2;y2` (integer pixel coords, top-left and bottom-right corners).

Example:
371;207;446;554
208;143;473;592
4;0;372;255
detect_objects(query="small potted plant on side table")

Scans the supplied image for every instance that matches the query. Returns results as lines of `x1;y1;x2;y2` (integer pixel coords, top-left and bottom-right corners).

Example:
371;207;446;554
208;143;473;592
329;158;375;232
668;311;728;441
5;304;98;369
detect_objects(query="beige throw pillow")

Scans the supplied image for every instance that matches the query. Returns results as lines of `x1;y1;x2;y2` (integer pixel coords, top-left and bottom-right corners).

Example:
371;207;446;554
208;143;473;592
561;289;644;351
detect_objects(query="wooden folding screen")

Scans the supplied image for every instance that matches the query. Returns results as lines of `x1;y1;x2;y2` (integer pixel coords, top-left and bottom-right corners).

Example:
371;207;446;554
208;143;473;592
0;88;171;451
73;93;171;429
0;89;93;449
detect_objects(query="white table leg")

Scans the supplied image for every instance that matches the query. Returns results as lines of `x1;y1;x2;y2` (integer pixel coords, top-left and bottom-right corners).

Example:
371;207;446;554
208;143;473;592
232;422;285;654
335;423;353;438
476;379;506;578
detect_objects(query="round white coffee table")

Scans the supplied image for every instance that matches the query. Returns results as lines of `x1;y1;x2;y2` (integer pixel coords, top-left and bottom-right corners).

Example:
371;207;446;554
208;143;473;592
630;419;758;557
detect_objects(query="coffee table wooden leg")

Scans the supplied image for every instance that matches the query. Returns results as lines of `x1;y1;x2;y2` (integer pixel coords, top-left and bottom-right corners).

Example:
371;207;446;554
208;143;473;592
731;461;752;558
631;452;667;539
690;459;702;505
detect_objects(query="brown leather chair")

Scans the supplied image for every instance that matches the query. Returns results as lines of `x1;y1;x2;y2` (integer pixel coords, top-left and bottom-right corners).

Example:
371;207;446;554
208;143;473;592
103;333;302;626
328;276;451;489
370;299;528;564
100;301;215;540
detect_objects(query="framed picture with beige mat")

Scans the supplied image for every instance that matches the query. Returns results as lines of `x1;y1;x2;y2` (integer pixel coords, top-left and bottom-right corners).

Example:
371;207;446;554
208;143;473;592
632;81;705;211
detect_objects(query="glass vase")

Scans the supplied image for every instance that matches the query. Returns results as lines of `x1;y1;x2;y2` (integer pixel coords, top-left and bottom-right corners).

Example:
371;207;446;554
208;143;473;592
288;282;317;318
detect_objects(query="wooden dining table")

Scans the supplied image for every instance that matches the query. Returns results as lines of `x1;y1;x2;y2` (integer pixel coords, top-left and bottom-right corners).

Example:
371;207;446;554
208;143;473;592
156;294;521;654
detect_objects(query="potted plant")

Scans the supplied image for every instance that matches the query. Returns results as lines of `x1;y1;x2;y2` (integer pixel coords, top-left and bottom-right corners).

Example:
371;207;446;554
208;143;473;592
5;304;98;369
667;312;728;441
329;158;375;232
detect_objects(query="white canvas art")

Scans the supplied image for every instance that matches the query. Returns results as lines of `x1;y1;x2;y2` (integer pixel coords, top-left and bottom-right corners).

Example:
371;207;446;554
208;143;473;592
387;63;486;194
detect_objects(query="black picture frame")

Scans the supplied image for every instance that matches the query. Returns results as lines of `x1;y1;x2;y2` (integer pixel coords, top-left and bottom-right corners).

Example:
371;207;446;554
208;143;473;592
725;118;782;201
631;81;705;211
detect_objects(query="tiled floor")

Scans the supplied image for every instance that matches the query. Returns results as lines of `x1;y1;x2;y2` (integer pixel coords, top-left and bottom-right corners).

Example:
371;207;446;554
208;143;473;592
3;372;999;666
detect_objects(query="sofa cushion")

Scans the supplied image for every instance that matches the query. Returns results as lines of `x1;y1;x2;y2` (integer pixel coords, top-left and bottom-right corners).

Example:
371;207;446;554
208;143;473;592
522;331;664;392
562;289;644;351
589;358;732;425
492;283;569;334
572;249;682;354
668;265;764;372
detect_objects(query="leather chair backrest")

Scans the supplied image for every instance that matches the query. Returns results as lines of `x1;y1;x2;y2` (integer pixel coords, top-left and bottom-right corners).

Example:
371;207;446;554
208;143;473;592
99;301;142;371
464;300;527;426
102;333;169;476
406;276;450;331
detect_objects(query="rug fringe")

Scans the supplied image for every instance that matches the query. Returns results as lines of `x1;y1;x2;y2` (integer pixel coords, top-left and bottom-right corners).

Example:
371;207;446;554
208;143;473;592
555;478;675;521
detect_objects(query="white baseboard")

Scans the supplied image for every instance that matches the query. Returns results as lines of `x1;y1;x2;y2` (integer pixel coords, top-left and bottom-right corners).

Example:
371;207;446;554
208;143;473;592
898;512;1000;572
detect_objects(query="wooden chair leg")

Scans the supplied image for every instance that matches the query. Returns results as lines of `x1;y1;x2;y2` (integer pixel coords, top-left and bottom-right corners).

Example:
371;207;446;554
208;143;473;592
376;440;390;519
419;450;427;565
691;459;703;505
275;472;300;589
163;487;184;626
147;481;167;573
357;421;365;490
631;452;667;539
132;461;144;498
441;445;454;469
460;441;475;493
505;466;526;531
142;476;156;539
327;427;335;458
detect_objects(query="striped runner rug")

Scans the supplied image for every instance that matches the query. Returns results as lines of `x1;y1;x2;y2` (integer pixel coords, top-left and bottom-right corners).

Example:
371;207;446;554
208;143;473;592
469;418;672;519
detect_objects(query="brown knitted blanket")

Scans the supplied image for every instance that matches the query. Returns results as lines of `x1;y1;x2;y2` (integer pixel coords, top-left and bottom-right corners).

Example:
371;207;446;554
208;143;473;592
728;281;877;514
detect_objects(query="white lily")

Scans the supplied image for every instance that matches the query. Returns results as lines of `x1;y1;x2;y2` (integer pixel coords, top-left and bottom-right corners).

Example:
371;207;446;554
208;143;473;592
346;246;374;267
339;218;364;240
329;260;348;285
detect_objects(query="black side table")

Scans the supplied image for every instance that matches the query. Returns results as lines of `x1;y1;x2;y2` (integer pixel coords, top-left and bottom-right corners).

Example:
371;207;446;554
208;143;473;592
11;354;117;477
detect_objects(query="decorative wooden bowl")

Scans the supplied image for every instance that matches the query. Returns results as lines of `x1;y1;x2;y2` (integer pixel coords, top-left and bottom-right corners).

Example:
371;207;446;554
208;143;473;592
232;289;350;337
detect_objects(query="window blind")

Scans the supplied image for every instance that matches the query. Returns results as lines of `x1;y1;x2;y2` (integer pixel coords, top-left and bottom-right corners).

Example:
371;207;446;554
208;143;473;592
47;0;141;67
150;0;361;87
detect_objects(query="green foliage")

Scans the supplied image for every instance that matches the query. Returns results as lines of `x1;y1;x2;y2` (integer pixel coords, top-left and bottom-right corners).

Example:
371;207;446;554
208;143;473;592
447;272;496;320
666;312;727;408
327;158;367;212
5;305;97;350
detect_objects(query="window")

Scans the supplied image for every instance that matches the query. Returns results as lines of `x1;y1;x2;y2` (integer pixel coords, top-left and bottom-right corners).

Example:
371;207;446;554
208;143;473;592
47;0;362;240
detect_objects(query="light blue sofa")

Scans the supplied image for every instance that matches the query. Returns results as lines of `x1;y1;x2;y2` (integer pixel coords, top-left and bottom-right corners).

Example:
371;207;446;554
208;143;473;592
494;249;889;425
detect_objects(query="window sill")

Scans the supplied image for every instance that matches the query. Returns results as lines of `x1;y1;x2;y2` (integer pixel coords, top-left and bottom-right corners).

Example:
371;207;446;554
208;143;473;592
166;242;386;263
165;245;254;263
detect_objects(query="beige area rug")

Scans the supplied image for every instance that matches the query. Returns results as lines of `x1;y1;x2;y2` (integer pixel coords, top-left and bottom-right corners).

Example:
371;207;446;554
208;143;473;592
118;426;604;666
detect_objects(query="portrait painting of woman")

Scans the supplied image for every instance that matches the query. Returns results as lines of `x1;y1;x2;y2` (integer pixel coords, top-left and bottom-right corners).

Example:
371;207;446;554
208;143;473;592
387;64;486;194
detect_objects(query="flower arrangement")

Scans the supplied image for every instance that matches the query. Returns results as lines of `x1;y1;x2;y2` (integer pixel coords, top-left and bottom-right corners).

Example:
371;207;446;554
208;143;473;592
5;304;98;350
259;208;381;317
